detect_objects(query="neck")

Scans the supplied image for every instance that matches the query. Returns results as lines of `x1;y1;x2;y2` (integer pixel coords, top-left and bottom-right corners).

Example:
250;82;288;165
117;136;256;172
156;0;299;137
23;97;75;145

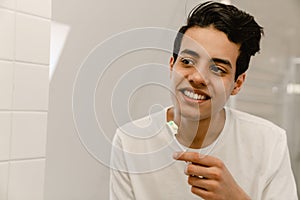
167;107;225;149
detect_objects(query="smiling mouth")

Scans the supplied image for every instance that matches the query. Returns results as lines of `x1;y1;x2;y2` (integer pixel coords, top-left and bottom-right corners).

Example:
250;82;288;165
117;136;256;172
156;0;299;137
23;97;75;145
180;89;211;101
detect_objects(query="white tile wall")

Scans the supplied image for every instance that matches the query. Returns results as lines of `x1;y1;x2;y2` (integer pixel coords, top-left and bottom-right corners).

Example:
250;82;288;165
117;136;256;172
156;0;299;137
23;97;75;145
16;0;51;18
0;61;14;109
0;112;11;161
13;63;49;110
10;112;47;159
15;13;50;64
8;159;45;200
0;0;50;198
0;8;15;60
0;162;9;200
0;0;15;9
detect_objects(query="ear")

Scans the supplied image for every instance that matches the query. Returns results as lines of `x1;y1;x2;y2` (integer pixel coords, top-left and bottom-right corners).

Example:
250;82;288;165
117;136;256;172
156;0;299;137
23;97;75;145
231;73;246;95
169;56;174;78
169;56;174;70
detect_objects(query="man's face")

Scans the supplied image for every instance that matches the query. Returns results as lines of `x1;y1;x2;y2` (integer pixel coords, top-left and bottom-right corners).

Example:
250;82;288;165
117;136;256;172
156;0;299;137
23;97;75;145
170;26;245;121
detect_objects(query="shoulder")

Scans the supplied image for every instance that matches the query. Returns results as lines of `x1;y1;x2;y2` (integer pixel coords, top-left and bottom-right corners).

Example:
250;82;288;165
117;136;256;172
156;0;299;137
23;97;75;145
226;107;286;140
224;107;289;167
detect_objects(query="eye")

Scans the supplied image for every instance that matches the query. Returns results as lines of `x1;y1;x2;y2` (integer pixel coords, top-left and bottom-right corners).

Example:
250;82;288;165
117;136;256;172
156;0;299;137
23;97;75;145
180;57;195;66
210;64;226;75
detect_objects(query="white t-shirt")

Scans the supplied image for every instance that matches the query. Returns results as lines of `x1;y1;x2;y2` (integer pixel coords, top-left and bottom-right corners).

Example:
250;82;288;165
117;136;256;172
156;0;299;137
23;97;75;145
110;107;298;200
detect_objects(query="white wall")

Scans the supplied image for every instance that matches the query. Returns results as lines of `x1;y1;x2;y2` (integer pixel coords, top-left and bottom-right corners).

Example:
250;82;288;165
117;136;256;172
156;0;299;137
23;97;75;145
45;0;193;199
0;0;51;199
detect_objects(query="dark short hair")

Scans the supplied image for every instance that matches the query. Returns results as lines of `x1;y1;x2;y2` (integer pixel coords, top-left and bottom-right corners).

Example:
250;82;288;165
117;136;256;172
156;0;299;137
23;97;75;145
173;1;264;80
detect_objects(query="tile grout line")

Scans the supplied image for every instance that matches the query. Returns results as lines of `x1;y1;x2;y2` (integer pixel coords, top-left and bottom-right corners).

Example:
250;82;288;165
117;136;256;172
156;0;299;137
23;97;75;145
0;5;51;21
0;58;50;67
5;5;17;198
0;109;48;112
6;112;13;200
14;60;50;67
0;157;46;163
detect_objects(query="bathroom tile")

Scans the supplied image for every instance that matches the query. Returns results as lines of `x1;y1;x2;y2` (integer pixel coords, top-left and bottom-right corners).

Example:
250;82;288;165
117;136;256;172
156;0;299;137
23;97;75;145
15;13;50;64
10;112;47;159
16;0;51;18
0;61;14;109
0;0;15;9
0;8;15;60
0;112;11;161
8;159;45;200
13;63;49;110
0;162;9;200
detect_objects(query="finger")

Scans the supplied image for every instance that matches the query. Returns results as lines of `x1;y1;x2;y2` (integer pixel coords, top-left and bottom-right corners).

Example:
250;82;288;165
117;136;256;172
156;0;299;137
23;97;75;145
173;152;220;167
185;163;217;179
190;186;213;199
188;175;216;191
185;162;207;177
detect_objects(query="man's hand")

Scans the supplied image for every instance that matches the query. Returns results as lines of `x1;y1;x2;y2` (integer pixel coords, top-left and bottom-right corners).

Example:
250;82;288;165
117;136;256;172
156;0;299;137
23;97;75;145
173;152;251;200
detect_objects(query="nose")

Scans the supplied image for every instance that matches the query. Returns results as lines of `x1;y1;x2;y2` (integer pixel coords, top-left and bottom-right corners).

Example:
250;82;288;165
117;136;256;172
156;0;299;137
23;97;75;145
187;67;208;87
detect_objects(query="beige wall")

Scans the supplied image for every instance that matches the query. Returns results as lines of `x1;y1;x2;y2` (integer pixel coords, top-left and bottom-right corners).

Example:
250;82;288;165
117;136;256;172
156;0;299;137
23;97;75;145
0;0;51;199
233;1;300;197
46;0;190;199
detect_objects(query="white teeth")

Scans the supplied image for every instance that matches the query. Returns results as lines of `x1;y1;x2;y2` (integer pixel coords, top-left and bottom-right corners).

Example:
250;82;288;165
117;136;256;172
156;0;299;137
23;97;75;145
183;90;206;100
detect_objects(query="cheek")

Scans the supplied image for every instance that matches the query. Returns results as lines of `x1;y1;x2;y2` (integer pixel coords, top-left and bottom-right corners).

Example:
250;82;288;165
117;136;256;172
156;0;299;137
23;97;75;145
212;77;235;96
224;81;236;96
170;71;180;91
171;68;186;84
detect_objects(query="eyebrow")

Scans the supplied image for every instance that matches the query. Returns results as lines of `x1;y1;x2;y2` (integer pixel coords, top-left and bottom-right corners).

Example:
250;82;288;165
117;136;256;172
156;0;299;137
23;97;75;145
179;49;200;59
179;49;232;68
211;58;232;68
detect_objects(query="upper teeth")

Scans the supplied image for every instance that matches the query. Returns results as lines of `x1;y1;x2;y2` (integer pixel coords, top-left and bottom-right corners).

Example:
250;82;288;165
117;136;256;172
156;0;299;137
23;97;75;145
183;90;206;100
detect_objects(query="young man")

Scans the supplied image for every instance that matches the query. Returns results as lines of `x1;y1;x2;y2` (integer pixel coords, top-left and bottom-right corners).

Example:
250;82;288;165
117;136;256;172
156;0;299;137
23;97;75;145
110;1;298;199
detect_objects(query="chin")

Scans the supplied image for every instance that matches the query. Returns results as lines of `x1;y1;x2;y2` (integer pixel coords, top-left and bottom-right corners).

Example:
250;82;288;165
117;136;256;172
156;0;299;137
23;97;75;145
179;107;210;121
